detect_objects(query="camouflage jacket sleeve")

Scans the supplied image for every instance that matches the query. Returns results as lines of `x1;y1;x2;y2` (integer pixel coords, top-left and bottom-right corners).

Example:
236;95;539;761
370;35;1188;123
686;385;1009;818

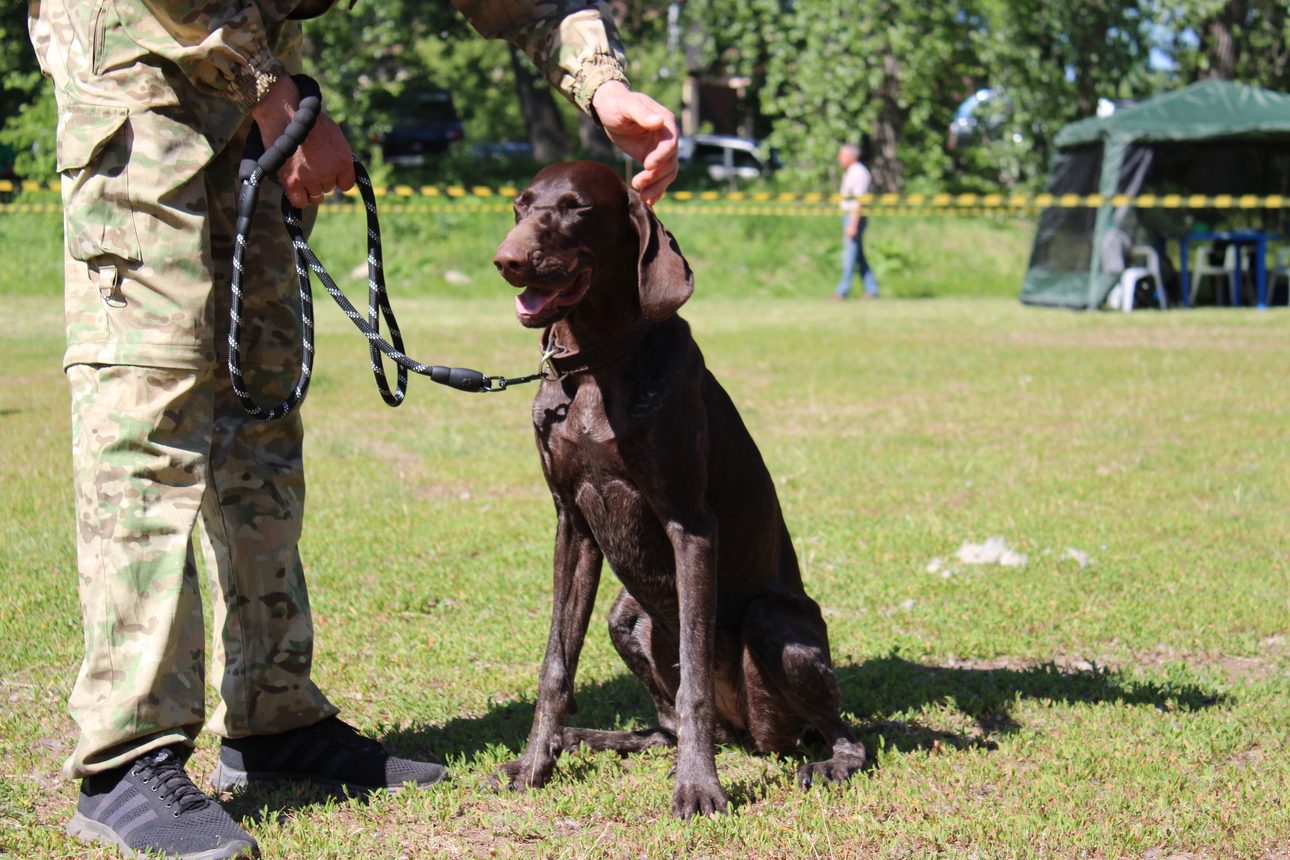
450;0;629;117
118;1;299;112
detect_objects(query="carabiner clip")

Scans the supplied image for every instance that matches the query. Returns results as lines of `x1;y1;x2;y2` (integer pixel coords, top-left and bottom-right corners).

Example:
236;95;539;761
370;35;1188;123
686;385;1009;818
538;348;566;382
479;375;509;393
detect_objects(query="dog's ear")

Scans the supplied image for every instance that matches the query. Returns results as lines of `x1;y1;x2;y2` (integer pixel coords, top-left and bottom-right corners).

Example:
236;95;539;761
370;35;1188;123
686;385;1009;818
629;188;693;320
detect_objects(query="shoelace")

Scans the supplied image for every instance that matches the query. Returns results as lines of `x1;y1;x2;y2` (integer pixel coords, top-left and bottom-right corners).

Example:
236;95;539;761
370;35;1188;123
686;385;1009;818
135;749;210;815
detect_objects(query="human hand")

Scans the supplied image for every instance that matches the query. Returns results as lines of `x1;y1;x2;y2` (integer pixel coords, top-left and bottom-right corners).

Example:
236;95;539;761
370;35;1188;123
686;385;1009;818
845;220;859;239
592;81;678;205
250;76;356;209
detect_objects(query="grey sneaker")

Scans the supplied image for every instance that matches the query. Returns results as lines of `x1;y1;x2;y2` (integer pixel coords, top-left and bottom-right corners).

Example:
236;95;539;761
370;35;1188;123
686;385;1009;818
67;745;257;860
211;716;447;793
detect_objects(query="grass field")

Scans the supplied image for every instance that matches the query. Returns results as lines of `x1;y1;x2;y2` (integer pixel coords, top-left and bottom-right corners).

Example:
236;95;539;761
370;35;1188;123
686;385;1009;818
1;208;1288;859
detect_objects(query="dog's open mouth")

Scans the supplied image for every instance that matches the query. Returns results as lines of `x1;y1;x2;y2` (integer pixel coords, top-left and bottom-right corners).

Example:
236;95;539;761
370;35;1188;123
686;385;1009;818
515;271;592;322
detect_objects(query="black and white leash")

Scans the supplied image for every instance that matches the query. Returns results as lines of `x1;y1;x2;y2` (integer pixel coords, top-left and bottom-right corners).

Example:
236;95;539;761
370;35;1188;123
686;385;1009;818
229;74;549;420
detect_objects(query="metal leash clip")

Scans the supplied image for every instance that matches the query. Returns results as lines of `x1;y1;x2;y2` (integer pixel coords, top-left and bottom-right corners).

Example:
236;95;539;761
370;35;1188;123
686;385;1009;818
538;348;567;382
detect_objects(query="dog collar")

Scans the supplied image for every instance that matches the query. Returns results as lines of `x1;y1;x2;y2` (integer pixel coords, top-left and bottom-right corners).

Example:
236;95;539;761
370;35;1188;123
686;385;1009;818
540;316;655;380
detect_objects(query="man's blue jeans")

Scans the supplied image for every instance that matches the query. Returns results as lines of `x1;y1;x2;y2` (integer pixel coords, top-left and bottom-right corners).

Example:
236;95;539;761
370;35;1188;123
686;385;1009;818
835;215;879;298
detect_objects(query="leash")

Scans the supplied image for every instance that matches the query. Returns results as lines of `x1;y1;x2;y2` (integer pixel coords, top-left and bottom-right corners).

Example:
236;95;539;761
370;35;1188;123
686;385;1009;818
229;74;551;420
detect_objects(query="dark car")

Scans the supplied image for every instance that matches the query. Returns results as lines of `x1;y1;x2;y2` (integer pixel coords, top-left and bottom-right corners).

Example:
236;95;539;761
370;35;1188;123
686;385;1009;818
372;87;465;166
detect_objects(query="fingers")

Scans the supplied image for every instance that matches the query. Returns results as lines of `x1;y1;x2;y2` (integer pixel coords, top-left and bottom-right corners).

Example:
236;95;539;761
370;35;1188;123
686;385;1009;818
277;114;354;208
594;83;680;202
633;159;679;206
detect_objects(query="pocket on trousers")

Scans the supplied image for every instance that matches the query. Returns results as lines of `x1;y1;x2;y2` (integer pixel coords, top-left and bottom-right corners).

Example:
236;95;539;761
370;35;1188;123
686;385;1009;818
58;104;143;265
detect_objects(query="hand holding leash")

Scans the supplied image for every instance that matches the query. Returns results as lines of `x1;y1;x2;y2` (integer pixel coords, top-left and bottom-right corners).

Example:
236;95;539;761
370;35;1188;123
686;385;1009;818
230;75;545;420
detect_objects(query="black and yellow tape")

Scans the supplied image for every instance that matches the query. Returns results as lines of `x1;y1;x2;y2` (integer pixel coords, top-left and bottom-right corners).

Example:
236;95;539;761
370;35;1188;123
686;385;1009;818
3;177;1287;215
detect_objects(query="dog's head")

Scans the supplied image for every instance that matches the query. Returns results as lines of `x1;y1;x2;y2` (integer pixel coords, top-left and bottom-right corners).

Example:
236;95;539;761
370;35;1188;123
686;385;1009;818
493;161;693;329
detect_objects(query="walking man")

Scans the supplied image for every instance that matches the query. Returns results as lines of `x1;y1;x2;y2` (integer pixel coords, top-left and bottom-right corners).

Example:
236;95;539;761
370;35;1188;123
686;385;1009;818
832;143;880;300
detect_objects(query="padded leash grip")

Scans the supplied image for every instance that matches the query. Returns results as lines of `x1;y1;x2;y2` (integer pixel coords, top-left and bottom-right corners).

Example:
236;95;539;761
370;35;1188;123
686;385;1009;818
429;366;487;392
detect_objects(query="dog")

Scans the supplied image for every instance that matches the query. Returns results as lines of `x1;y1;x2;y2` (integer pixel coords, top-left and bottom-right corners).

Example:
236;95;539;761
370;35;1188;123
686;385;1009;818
490;161;865;818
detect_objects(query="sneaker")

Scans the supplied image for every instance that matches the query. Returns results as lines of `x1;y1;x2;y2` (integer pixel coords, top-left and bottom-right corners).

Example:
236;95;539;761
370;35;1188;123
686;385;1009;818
67;746;257;860
211;716;447;793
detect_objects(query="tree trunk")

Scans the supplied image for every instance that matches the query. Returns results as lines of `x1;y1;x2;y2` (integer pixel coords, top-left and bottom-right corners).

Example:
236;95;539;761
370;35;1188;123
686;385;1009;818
1200;0;1244;79
578;113;618;164
509;45;570;163
869;48;905;192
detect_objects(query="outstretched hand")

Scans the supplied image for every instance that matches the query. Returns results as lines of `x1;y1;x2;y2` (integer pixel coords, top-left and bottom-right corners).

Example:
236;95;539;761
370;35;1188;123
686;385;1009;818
250;76;356;209
592;81;679;205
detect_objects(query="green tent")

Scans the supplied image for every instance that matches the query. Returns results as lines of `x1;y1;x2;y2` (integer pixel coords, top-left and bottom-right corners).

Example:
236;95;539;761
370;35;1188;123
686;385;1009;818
1020;79;1290;309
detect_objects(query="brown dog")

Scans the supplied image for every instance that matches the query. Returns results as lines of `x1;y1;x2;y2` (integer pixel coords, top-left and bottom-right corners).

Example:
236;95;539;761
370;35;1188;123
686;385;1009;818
491;161;864;818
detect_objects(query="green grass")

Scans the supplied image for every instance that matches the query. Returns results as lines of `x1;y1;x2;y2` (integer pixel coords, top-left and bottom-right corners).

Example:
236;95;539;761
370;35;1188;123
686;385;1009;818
0;209;1287;858
0;199;1033;301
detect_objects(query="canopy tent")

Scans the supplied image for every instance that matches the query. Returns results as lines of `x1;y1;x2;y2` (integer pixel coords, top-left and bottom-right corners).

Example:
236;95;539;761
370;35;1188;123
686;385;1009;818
1020;79;1290;309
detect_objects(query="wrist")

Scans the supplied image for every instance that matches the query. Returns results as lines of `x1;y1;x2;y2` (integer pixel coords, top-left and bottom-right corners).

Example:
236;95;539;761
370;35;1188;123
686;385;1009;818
589;79;631;126
250;75;300;131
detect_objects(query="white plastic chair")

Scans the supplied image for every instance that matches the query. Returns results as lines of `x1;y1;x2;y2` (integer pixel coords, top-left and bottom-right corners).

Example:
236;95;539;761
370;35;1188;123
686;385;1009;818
1104;231;1166;311
1189;243;1252;306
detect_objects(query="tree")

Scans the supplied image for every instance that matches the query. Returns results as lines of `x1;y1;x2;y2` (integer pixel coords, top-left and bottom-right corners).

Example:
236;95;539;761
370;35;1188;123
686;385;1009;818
1157;0;1290;87
975;0;1158;177
0;2;55;180
746;0;987;191
301;3;453;146
509;44;572;163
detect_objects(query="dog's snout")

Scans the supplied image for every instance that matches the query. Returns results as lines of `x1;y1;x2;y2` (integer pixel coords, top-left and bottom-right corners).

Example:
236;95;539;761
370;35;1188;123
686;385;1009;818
493;239;532;275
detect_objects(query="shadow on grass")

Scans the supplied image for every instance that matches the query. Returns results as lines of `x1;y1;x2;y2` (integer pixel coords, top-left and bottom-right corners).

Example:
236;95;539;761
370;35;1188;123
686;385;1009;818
222;650;1221;817
837;650;1221;757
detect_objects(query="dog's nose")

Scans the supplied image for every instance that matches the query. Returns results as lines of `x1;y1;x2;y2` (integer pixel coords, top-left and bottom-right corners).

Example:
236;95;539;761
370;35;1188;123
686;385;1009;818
493;239;531;275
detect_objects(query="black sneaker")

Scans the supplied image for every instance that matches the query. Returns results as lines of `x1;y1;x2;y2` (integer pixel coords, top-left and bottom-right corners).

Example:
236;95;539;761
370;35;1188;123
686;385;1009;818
67;745;257;860
211;716;447;793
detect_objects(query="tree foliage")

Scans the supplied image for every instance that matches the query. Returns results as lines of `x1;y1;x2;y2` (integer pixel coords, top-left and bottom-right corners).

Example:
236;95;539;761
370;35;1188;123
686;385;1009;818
1158;0;1290;87
0;1;55;179
1;0;1289;189
973;0;1158;183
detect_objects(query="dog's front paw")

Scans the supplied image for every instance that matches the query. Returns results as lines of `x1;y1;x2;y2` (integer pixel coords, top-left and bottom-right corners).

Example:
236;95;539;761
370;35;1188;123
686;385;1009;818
497;755;557;791
672;780;729;819
796;753;865;788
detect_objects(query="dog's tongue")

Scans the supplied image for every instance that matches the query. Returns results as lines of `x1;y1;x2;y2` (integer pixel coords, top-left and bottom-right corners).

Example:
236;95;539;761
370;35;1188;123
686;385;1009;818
516;286;558;316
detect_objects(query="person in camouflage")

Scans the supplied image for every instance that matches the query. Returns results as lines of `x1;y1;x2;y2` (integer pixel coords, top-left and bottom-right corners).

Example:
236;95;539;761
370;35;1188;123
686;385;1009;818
27;0;677;857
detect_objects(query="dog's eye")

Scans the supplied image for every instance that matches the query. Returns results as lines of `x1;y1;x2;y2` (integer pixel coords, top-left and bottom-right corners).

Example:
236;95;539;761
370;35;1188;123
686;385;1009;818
556;195;590;213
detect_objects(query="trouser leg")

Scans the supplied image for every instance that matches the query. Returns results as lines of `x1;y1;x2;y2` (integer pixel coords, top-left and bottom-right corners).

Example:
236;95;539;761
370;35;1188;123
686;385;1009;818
835;222;859;297
64;364;212;779
854;217;879;296
201;369;337;739
201;118;335;739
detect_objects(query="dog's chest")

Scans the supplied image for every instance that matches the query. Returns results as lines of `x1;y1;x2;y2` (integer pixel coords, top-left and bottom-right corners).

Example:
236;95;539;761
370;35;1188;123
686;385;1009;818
535;389;679;603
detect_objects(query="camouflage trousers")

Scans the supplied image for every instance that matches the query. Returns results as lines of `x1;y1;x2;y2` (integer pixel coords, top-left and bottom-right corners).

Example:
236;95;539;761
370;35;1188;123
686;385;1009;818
61;112;337;779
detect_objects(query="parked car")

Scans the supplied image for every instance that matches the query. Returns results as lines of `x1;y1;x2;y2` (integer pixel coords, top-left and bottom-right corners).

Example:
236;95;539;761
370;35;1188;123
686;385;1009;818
470;141;534;163
371;87;465;166
677;134;780;182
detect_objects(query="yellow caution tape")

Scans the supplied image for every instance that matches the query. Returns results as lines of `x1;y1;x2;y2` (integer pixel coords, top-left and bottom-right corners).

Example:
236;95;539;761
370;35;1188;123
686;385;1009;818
5;177;1288;214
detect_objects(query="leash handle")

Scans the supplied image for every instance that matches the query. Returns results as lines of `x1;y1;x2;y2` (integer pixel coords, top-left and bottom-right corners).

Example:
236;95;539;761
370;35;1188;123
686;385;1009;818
229;75;544;420
227;74;324;421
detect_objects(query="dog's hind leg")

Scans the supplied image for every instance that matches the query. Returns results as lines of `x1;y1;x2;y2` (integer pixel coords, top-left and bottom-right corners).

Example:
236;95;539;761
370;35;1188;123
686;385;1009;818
561;589;679;753
740;593;866;788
